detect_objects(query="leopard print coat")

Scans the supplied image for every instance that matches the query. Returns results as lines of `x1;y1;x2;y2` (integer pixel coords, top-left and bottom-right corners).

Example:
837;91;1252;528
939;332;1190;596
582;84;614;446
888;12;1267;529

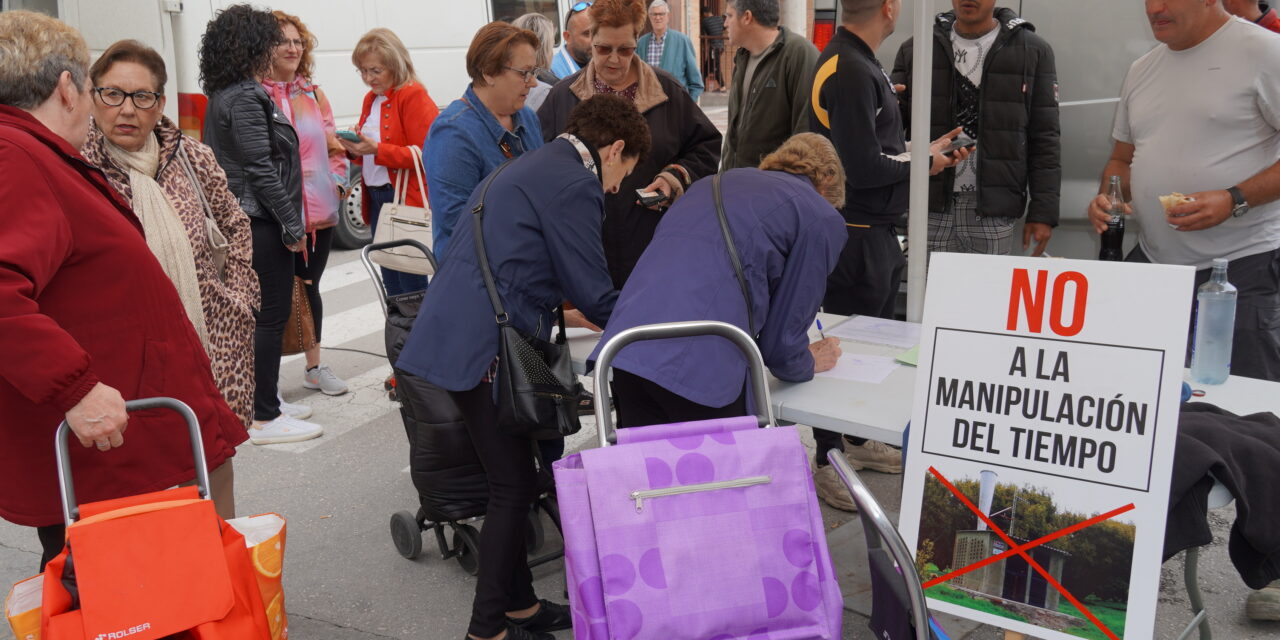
82;117;259;426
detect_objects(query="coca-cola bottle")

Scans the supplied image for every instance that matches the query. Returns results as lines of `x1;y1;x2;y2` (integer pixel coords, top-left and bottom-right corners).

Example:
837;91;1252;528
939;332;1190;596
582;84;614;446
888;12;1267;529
1099;175;1126;261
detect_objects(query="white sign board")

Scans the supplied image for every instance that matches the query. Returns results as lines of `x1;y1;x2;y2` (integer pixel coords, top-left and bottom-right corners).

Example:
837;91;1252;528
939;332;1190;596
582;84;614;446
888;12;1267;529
899;254;1193;640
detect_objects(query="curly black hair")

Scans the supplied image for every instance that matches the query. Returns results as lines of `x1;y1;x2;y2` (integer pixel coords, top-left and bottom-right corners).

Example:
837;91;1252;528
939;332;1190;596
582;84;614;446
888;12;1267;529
198;4;281;94
565;94;651;164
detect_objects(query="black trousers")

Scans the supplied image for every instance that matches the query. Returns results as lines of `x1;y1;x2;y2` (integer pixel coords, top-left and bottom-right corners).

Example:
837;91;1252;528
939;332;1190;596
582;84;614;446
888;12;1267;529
1128;245;1280;381
613;369;747;429
452;381;540;638
818;224;905;459
251;217;296;421
295;225;334;343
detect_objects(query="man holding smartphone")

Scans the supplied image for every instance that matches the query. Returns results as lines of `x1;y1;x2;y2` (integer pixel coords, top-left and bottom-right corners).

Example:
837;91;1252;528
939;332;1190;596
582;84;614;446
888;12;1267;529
891;0;1061;257
808;0;965;508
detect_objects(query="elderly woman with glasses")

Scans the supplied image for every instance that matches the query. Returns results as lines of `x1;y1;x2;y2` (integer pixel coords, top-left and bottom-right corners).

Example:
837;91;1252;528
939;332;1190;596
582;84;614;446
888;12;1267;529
0;11;246;569
342;28;439;296
424;22;545;261
538;0;721;289
81;39;259;441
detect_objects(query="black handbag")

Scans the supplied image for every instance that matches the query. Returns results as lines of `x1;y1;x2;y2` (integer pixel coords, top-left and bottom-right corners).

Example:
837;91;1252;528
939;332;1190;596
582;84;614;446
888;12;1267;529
471;162;584;440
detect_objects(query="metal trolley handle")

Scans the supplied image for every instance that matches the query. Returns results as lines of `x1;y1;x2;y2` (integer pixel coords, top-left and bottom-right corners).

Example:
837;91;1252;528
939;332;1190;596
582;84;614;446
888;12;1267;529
592;321;776;448
55;397;211;527
360;239;439;319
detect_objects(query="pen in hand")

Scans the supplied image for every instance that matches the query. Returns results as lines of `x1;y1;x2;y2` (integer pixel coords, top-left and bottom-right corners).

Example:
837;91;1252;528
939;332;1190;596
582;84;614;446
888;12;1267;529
816;318;826;340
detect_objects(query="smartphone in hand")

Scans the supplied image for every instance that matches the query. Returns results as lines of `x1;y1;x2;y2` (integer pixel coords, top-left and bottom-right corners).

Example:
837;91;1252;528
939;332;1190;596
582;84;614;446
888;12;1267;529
636;189;670;208
336;130;362;142
942;133;976;156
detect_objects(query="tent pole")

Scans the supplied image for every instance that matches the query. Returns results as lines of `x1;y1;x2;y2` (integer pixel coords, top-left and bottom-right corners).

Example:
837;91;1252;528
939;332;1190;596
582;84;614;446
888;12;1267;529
906;0;933;322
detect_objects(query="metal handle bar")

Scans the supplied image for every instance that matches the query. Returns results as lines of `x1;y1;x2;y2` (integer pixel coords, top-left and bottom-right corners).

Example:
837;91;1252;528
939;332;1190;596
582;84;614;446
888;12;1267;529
56;397;210;527
360;239;438;318
593;321;775;447
828;451;931;640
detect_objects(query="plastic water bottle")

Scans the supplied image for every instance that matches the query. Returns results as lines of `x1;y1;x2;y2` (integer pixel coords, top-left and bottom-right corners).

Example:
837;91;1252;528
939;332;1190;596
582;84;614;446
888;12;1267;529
1099;176;1126;261
1190;259;1237;384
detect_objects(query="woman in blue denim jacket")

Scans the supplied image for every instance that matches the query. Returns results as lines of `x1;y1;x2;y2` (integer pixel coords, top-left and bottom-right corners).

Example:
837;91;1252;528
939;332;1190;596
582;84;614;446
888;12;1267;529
424;22;544;261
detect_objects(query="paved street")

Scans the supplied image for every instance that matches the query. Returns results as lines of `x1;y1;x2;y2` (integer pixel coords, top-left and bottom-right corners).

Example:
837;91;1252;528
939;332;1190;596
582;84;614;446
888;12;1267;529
3;97;1277;639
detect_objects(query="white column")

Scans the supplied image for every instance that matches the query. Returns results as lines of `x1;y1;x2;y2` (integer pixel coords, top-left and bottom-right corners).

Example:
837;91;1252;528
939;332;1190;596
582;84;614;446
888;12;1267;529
906;0;933;322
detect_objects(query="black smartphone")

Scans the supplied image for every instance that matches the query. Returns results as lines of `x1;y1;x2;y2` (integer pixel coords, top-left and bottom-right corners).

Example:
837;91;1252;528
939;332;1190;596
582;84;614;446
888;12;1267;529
942;133;976;155
636;189;669;207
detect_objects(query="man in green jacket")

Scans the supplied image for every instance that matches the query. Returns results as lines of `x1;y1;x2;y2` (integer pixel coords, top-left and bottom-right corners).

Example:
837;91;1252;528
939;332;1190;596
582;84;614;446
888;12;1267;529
721;0;819;170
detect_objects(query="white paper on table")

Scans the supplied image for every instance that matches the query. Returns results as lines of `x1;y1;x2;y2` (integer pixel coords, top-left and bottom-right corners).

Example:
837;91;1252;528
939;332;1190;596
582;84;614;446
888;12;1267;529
814;353;898;384
826;316;921;348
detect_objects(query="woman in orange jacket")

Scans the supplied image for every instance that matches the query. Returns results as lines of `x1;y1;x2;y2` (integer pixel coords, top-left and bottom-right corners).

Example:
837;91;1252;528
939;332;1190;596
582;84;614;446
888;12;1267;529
339;27;439;295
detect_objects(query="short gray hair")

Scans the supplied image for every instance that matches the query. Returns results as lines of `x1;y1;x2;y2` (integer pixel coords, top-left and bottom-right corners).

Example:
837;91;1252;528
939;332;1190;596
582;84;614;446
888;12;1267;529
0;11;89;109
512;13;556;70
729;0;780;27
649;0;670;12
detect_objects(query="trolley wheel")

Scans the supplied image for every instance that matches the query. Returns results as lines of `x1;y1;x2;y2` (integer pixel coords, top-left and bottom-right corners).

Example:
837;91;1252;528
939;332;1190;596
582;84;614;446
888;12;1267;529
453;524;481;575
526;507;546;554
390;511;423;559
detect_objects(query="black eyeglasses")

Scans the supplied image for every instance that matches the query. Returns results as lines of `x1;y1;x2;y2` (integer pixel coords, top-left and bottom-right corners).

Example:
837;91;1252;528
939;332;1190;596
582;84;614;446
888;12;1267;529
93;87;162;109
504;66;544;82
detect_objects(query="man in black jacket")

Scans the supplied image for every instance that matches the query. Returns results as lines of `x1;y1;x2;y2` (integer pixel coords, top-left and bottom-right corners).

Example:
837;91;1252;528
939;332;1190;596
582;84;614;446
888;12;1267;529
808;0;965;509
891;1;1060;257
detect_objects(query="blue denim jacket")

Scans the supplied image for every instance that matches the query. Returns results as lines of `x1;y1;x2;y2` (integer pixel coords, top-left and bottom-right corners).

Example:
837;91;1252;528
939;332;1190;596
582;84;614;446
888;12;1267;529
424;84;543;260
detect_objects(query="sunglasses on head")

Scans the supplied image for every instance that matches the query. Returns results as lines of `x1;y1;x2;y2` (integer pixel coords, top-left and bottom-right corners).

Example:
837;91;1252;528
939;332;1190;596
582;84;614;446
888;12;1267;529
593;43;636;57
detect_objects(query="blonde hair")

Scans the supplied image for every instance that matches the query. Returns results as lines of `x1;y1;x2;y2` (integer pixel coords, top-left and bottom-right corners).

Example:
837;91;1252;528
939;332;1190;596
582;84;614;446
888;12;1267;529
352;28;419;88
758;133;847;209
273;10;318;80
512;13;555;71
0;10;89;109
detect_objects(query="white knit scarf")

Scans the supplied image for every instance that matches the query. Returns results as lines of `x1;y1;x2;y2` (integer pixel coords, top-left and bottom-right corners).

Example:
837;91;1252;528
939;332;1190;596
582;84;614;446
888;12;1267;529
105;132;210;348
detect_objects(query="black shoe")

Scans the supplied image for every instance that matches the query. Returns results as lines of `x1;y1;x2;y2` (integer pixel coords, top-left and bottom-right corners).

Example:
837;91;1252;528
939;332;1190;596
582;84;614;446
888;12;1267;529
462;622;554;640
507;599;572;633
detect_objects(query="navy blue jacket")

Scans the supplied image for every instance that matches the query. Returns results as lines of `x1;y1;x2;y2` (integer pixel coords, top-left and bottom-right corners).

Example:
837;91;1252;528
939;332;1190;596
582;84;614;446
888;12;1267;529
589;169;846;407
396;139;618;391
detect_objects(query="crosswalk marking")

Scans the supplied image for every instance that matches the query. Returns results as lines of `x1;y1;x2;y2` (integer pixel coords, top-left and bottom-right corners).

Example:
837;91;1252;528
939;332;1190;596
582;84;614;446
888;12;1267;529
266;365;397;453
281;300;386;365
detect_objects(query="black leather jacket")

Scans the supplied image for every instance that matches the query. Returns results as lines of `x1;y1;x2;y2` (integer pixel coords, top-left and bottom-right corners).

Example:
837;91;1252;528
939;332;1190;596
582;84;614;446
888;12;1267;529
203;80;305;244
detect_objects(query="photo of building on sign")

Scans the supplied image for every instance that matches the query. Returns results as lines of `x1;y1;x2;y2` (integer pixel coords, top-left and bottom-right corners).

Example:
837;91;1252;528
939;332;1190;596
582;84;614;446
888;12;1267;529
916;469;1136;640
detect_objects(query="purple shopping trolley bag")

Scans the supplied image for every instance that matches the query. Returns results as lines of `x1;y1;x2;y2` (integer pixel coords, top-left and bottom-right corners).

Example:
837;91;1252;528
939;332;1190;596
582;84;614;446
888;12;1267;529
553;321;842;640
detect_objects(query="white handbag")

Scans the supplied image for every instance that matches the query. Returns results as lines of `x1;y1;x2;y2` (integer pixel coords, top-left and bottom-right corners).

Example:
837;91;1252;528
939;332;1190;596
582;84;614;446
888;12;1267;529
370;145;435;275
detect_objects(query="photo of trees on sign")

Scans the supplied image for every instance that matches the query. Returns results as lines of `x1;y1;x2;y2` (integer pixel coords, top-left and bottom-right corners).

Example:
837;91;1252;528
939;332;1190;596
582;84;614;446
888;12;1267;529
917;471;1136;640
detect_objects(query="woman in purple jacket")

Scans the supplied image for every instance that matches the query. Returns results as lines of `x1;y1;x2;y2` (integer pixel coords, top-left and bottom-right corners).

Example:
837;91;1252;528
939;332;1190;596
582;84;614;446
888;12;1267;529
589;133;846;462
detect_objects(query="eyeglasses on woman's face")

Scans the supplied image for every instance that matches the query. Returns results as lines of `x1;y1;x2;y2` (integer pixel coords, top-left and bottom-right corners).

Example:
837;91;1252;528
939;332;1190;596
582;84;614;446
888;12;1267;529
277;38;305;50
359;66;387;78
503;66;544;82
93;86;161;110
592;43;636;58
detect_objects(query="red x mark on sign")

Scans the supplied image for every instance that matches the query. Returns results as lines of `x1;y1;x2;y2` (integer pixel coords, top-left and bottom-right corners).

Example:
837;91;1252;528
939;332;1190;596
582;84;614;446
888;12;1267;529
924;466;1136;640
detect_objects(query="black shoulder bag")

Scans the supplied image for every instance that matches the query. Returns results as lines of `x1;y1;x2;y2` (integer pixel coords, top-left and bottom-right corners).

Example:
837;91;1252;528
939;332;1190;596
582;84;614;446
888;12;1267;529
712;174;756;337
471;162;583;440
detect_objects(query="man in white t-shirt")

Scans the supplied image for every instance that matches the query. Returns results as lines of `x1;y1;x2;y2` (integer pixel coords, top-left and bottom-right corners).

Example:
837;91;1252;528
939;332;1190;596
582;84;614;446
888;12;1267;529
892;0;1061;257
1089;0;1280;381
1090;3;1280;616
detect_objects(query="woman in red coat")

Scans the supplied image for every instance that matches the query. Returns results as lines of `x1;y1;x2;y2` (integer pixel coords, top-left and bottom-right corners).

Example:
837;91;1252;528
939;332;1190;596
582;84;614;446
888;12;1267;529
0;11;247;568
340;27;439;295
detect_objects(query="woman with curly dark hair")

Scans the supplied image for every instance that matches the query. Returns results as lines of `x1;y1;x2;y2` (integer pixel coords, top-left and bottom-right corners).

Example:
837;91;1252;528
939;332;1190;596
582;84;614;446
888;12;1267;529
200;4;323;444
397;94;650;640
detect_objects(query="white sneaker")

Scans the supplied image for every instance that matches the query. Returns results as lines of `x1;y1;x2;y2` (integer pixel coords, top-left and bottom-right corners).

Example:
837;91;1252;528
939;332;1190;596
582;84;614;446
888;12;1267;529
303;364;349;396
250;414;324;445
278;398;313;420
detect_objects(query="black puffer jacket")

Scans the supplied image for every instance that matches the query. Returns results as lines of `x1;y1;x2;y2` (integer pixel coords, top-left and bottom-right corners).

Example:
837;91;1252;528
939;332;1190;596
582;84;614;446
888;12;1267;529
891;8;1061;225
203;80;305;244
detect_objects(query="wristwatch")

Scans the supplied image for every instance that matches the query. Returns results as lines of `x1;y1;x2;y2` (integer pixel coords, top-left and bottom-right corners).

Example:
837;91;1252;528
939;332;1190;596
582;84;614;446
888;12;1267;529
1227;186;1250;218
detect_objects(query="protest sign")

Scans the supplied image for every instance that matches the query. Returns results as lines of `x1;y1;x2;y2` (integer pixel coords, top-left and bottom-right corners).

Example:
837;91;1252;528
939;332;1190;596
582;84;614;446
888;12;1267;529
898;254;1193;640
